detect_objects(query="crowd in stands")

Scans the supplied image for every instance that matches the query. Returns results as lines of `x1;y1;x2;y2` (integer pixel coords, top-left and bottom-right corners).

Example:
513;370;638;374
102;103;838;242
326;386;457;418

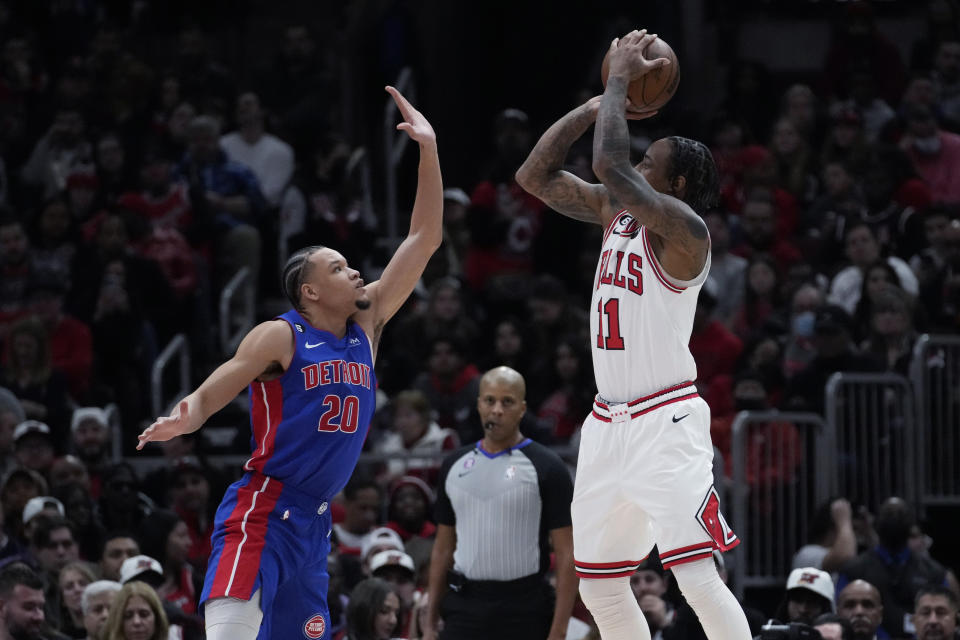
0;1;958;639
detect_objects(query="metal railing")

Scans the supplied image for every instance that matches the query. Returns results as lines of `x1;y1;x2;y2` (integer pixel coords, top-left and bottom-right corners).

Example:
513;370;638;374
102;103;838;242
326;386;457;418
824;372;917;509
346;146;377;230
219;267;254;356
383;66;414;246
150;334;191;418
730;410;829;600
910;334;960;506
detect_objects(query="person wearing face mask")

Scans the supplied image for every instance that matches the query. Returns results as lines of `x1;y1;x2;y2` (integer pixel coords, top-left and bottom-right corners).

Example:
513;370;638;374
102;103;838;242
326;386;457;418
709;370;802;489
836;497;951;638
902;103;960;204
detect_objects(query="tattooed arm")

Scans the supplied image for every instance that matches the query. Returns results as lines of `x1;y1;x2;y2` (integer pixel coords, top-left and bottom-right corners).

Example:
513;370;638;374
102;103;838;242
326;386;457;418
592;32;709;279
515;99;610;226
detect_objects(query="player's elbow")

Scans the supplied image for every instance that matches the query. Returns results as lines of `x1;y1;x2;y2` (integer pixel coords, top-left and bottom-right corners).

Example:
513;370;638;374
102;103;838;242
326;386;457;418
591;154;617;181
514;164;538;194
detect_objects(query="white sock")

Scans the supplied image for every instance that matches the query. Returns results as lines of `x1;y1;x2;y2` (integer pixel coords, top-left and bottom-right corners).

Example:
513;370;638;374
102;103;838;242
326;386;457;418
579;577;651;640
204;590;264;640
671;558;752;640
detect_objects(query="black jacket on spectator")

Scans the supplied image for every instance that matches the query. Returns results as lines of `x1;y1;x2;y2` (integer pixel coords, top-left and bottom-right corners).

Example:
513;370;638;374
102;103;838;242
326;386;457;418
838;546;948;638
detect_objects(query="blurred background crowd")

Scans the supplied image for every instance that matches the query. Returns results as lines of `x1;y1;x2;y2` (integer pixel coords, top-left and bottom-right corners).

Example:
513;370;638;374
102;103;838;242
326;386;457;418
0;0;958;639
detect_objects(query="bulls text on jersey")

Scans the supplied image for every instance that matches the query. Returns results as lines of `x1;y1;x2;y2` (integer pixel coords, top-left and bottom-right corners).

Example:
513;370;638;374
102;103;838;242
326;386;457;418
596;249;643;296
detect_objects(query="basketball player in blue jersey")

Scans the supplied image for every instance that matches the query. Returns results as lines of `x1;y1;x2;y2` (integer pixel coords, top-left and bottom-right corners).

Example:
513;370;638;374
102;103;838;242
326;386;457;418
136;86;442;640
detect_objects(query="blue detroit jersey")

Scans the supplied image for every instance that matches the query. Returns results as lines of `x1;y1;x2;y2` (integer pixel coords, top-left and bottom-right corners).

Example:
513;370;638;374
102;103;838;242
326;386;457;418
244;309;377;498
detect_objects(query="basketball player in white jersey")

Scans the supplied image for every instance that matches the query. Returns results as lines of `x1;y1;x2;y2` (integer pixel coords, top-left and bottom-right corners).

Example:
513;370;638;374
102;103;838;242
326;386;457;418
516;30;751;640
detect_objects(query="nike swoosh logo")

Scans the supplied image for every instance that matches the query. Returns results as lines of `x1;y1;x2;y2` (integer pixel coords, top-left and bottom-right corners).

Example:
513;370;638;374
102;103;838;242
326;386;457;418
672;414;689;423
305;342;325;349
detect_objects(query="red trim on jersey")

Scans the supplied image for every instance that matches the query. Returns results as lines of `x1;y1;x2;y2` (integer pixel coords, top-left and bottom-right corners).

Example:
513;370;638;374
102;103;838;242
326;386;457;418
576;568;637;579
626;381;696;407
602;209;629;247
629;393;699;419
207;474;283;599
591;410;612;422
575;559;643;569
641;227;685;293
661;550;715;569
244;380;284;473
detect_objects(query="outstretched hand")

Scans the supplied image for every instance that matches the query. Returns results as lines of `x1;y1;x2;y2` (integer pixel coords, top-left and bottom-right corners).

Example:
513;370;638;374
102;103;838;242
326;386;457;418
387;86;436;145
137;399;191;450
607;29;671;82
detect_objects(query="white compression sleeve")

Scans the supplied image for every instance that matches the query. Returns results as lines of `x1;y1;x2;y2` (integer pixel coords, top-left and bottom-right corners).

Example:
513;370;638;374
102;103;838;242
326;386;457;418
671;558;752;640
579;577;651;640
204;589;264;640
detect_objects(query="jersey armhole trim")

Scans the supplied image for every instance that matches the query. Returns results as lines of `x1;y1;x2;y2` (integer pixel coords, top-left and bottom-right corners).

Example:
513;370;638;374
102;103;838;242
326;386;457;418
641;227;712;291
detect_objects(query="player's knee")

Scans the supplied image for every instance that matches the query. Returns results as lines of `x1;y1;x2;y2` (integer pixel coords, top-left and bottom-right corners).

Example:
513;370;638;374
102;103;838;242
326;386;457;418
579;577;632;614
205;594;263;640
670;557;724;603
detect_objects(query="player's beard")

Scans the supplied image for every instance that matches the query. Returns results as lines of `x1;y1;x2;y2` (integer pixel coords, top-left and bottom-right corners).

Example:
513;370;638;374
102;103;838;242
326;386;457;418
355;298;371;310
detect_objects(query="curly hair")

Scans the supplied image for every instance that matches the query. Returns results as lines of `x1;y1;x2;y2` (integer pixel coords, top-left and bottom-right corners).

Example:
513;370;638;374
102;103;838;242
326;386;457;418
666;136;720;214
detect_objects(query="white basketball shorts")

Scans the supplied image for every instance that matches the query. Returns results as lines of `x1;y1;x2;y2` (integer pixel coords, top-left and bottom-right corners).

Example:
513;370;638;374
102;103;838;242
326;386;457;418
572;381;739;579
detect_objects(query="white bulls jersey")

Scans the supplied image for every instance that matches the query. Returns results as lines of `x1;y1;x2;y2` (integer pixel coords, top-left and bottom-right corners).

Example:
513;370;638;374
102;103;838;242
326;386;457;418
590;210;710;403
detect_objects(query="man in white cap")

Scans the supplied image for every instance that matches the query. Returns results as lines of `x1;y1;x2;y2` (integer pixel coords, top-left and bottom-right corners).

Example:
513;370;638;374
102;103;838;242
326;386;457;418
371;550;418;637
21;497;65;540
70;408;111;494
13;421;55;475
119;555;164;587
360;527;406;576
774;567;836;625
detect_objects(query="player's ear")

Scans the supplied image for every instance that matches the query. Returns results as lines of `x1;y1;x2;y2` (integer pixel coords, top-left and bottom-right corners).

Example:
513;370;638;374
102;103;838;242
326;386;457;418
671;174;687;199
301;283;319;303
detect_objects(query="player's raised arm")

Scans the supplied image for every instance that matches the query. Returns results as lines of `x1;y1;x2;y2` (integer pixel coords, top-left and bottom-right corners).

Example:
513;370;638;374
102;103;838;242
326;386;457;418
136;319;293;449
516;97;658;227
592;31;710;275
515;99;609;225
359;86;442;341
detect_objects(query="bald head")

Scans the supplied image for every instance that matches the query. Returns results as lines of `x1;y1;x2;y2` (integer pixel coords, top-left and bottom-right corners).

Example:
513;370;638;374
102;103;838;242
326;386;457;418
479;366;526;399
838;580;883;639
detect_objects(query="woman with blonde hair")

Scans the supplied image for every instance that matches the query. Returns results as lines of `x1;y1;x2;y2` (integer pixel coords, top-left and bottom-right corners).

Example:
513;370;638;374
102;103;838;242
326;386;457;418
58;560;97;637
102;582;169;640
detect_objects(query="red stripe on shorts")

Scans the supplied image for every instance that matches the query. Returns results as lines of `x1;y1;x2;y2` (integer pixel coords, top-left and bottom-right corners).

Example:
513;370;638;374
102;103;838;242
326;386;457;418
208;474;283;599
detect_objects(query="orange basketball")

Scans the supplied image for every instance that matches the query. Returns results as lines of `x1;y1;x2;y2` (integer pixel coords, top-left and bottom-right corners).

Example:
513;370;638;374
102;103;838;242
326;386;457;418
601;35;680;111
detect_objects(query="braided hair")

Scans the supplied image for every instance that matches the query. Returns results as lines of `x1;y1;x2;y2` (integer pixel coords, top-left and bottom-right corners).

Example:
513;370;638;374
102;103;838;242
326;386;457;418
666;136;720;214
281;245;325;311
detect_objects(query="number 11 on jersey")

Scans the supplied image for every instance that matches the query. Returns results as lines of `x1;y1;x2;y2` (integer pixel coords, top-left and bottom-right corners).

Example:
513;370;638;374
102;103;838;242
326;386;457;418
596;298;625;350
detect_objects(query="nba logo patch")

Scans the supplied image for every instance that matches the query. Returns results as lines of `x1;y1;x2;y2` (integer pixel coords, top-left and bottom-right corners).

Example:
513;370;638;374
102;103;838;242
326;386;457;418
611;213;640;238
295;323;305;333
505;465;516;480
303;613;325;638
463;457;475;470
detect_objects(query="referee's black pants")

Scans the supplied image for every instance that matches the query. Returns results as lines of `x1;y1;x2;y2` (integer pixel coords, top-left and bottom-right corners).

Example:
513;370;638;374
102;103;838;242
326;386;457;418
439;572;555;640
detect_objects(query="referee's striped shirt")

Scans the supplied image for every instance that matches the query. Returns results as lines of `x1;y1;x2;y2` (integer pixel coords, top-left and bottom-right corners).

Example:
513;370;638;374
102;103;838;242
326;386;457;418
435;438;573;581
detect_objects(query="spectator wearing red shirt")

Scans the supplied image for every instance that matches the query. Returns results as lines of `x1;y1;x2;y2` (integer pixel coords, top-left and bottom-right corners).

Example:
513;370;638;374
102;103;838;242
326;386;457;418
732;190;802;274
27;271;92;398
902;103;960;205
710;370;802;488
535;336;594;444
138;509;200;616
168;457;216;576
412;335;481;444
689;282;743;396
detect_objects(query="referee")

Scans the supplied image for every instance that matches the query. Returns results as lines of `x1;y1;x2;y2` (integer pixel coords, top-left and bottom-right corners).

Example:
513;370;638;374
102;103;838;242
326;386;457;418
422;366;577;640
